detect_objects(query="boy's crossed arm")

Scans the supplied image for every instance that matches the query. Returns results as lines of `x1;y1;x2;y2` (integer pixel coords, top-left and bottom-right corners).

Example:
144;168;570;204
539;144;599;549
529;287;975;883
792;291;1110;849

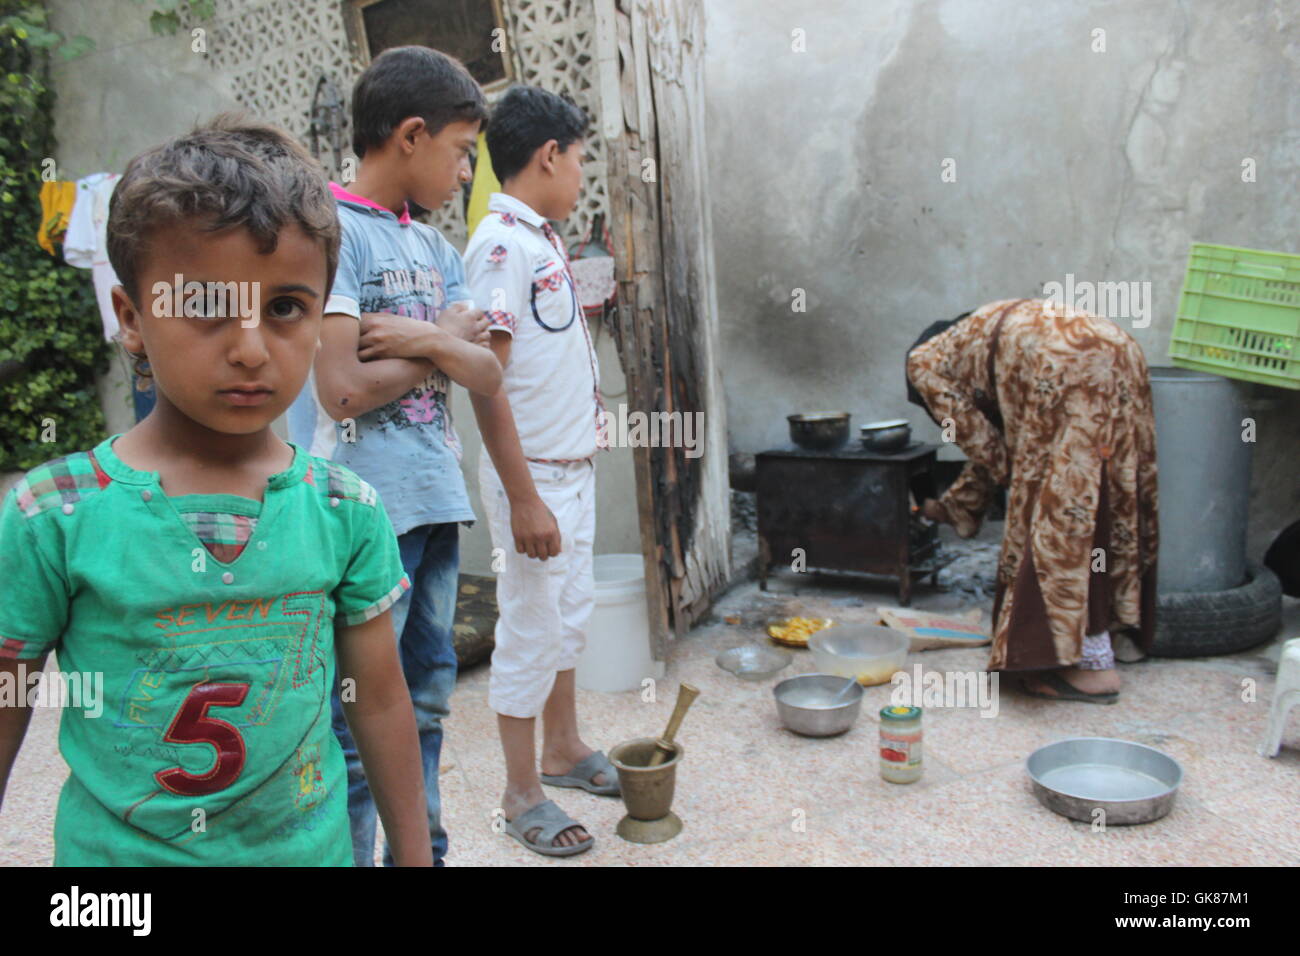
334;610;432;866
313;312;439;421
314;304;500;420
360;304;500;395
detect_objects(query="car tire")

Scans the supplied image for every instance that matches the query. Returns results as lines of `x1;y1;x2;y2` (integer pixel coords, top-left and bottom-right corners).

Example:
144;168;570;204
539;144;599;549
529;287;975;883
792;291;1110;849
1150;561;1282;658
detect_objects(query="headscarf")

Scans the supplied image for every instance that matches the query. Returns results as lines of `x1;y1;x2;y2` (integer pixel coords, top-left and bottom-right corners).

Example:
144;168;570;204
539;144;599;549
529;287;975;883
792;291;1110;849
905;311;972;417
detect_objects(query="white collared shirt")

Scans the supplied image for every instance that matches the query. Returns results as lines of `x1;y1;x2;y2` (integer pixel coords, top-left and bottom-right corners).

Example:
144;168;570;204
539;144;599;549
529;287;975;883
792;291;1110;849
464;193;606;462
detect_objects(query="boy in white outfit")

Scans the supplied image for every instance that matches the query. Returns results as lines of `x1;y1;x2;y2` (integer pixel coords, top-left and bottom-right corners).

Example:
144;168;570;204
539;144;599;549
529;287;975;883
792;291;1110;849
465;86;614;857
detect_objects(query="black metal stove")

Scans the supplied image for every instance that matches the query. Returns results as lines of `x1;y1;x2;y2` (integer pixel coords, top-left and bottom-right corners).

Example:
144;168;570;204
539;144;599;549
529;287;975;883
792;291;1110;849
755;442;949;605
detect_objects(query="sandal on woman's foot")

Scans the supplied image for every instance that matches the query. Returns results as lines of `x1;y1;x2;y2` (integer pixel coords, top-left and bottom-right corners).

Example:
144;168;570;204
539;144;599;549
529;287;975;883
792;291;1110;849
1019;671;1118;705
504;799;594;857
540;750;621;796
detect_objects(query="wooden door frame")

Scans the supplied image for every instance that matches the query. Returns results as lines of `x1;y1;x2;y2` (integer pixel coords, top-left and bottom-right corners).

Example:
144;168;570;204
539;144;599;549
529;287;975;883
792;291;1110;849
593;0;730;659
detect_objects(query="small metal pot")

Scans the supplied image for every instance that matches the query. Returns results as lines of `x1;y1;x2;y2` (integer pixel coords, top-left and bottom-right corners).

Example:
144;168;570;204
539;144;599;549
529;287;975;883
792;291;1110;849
773;673;863;737
860;419;912;452
788;412;851;450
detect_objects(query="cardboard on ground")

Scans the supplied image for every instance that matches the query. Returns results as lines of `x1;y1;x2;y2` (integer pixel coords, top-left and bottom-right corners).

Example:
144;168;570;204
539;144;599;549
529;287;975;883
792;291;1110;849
876;606;992;651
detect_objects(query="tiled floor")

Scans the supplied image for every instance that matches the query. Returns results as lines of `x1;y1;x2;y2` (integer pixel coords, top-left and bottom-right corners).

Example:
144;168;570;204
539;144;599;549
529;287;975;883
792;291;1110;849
3;530;1298;867
430;571;1299;867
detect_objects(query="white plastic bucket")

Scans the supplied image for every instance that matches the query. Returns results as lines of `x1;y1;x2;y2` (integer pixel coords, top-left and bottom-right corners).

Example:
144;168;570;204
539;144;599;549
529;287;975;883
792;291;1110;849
576;553;663;692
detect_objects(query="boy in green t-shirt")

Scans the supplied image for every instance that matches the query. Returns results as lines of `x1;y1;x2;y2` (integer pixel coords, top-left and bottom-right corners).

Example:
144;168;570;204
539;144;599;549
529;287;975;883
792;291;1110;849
0;115;431;865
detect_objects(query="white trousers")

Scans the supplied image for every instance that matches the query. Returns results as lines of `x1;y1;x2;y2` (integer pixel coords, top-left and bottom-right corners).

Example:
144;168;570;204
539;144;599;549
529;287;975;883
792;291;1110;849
479;455;596;718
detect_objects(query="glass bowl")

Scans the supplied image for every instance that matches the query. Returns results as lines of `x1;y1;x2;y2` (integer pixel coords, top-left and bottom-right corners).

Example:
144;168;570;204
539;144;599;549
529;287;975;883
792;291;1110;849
808;624;909;685
716;644;792;681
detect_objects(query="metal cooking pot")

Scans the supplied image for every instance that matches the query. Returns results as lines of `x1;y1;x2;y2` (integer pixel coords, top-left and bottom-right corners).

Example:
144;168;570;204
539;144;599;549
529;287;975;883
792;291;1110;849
788;412;850;450
860;418;912;452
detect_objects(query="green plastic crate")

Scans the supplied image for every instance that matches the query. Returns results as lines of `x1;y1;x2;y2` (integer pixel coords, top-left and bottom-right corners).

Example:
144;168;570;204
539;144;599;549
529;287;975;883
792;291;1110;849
1169;242;1300;389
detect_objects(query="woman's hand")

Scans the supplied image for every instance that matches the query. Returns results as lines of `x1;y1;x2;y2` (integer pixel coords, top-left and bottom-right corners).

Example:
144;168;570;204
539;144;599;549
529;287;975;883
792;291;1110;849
921;499;947;524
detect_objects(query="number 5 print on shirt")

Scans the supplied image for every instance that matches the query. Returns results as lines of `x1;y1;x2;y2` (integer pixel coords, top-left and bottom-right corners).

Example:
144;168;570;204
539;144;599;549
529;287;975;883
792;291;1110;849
154;681;250;796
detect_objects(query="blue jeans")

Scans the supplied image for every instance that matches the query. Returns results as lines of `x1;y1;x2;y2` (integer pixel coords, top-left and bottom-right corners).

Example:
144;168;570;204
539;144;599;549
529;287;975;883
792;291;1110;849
331;521;460;866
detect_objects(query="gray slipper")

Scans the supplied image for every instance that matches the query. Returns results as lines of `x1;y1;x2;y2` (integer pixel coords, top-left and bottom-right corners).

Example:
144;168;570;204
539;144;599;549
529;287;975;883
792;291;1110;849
504;799;594;857
1019;671;1118;705
540;750;622;796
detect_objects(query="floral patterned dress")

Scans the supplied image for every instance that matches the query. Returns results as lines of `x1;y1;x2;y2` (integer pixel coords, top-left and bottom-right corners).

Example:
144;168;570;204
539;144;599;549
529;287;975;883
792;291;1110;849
906;298;1159;671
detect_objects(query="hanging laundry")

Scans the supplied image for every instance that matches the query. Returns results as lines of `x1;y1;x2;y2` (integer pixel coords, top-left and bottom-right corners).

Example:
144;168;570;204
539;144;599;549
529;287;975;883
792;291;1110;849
63;172;124;341
63;172;113;266
37;180;77;255
466;131;500;235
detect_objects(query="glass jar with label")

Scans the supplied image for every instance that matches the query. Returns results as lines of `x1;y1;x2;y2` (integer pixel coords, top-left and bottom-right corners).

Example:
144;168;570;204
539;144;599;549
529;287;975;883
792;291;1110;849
879;705;923;783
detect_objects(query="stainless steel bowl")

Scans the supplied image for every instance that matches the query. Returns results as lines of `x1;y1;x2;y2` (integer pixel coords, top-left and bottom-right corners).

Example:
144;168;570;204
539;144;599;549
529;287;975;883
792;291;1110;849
716;644;792;681
773;673;863;737
788;412;851;451
1026;737;1183;825
860;418;912;452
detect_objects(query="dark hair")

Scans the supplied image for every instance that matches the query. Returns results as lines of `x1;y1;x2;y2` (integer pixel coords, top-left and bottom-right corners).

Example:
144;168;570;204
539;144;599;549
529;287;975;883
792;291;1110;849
108;113;340;377
486;85;589;183
351;46;488;157
905;311;973;418
107;113;340;379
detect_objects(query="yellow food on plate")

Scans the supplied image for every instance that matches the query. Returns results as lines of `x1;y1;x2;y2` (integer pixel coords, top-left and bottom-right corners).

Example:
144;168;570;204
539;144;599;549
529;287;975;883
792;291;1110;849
767;617;834;645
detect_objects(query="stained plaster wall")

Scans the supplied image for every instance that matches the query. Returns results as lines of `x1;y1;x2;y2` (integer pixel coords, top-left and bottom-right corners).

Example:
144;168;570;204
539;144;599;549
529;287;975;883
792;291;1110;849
703;0;1300;561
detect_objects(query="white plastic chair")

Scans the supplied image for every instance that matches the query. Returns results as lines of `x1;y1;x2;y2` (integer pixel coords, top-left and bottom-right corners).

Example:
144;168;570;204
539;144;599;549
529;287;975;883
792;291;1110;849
1259;638;1300;757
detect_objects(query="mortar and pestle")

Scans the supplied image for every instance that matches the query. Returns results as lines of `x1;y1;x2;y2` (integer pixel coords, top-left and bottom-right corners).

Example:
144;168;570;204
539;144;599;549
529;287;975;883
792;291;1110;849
609;682;699;844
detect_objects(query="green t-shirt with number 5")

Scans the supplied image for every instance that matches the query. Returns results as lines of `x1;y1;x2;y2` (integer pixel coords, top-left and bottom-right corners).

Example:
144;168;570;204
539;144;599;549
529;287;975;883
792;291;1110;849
0;435;408;865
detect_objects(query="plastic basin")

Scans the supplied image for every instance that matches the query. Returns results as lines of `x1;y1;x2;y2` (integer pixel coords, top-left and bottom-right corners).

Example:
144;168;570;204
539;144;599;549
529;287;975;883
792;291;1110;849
808;624;909;685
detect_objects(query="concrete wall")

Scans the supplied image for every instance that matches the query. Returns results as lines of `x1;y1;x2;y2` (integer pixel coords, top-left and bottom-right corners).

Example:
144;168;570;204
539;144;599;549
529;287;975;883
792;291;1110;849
704;0;1300;559
48;0;242;440
44;0;641;574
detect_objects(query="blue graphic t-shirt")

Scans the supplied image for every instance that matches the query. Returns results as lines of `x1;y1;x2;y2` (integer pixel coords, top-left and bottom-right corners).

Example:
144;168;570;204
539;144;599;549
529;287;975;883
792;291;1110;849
288;183;476;536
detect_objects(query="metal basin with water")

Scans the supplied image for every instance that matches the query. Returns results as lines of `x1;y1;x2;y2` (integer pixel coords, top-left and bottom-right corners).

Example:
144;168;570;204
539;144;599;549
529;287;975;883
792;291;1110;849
773;673;863;736
1027;737;1183;825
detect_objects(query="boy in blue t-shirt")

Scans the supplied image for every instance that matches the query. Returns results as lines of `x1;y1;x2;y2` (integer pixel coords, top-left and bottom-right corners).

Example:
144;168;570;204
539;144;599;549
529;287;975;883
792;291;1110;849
287;45;501;866
0;115;431;865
